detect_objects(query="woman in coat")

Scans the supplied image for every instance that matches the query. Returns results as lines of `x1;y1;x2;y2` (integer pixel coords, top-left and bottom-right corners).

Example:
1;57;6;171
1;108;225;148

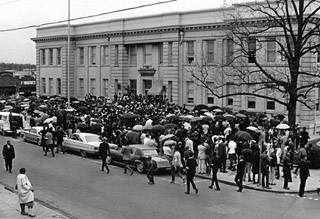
16;168;35;217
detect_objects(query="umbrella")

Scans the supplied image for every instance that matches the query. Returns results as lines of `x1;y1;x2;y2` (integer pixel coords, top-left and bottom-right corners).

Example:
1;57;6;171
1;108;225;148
38;104;46;108
190;117;202;122
163;140;176;146
151;124;165;133
43;118;54;124
179;114;194;121
166;114;180;121
193;104;209;111
246;126;258;132
276;123;290;129
162;134;175;141
65;107;76;112
143;124;153;131
235;131;253;140
23;98;30;102
163;123;178;130
236;113;247;118
213;108;223;113
77;106;89;113
121;113;140;119
208;105;221;111
223;113;235;121
201;116;213;122
132;125;143;131
214;115;225;121
238;110;247;114
33;109;41;114
204;112;214;118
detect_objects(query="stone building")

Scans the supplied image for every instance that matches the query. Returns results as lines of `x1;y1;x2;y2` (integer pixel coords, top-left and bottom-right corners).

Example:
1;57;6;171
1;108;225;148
31;7;320;132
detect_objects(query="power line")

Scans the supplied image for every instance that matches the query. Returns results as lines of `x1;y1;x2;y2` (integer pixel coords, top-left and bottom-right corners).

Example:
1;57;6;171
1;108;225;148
0;0;177;33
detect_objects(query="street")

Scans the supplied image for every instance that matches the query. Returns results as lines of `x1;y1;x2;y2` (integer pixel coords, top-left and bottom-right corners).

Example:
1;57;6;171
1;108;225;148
0;135;319;219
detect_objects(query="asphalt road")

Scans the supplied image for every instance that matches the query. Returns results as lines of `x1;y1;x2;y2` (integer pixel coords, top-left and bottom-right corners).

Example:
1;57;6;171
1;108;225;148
0;135;319;219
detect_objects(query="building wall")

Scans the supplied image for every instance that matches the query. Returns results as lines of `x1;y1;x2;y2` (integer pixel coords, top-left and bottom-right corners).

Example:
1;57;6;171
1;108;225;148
32;7;320;131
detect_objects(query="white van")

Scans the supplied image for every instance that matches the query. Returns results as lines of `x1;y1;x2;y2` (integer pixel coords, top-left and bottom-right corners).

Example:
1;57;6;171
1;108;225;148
0;112;24;135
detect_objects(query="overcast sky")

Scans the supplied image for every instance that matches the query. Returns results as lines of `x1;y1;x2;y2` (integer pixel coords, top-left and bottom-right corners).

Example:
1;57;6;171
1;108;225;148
0;0;245;64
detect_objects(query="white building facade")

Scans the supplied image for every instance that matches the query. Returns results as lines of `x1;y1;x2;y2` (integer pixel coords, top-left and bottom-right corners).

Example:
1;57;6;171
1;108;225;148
32;7;320;132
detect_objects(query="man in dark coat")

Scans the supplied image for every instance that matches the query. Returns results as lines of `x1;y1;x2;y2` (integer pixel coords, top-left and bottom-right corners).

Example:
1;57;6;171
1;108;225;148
185;151;198;194
208;152;221;190
2;140;15;173
55;126;65;154
298;155;310;197
146;156;155;184
99;137;110;173
234;155;245;192
218;137;227;173
300;127;310;147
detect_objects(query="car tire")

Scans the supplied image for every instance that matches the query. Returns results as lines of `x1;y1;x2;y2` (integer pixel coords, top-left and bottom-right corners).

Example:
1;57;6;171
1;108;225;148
136;162;145;174
37;139;41;146
23;135;27;142
80;150;87;157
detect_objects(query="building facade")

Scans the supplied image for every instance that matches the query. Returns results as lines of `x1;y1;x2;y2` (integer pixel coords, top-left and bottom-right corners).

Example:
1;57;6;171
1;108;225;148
32;7;320;132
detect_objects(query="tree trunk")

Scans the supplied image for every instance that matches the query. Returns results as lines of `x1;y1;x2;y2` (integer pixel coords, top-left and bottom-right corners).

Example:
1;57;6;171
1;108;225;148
287;101;297;130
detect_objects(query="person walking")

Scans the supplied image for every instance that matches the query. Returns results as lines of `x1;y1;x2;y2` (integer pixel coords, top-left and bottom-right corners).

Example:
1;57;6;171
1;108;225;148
197;141;207;174
283;152;292;190
39;125;48;152
55;126;66;154
234;155;245;192
16;168;35;217
146;156;155;184
121;141;134;175
218;137;228;173
2;140;15;173
227;137;237;171
99;137;110;173
44;128;54;157
208;152;221;190
298;155;310;197
185;152;198;194
170;145;185;184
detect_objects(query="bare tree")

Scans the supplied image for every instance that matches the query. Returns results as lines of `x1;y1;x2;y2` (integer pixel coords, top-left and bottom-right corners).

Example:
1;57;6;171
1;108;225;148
190;0;320;128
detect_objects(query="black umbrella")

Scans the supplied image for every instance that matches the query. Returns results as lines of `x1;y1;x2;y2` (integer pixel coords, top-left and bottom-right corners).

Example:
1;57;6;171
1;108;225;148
163;123;178;130
235;131;253;140
193;104;209;111
151;124;165;133
121;113;140;119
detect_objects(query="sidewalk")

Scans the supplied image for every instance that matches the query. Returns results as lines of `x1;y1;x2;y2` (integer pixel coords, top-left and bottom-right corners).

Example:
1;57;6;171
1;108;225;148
0;183;69;219
196;167;320;194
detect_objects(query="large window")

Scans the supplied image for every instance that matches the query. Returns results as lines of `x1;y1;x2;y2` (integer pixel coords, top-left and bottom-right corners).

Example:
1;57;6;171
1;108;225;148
41;78;46;93
79;78;84;96
143;44;152;66
49;49;53;65
267;38;276;62
49;78;53;94
187;41;195;64
159;43;163;64
56;78;61;95
90;78;96;95
247;97;256;109
102;45;109;65
267;101;275;110
103;79;109;96
115;45;119;66
129;45;137;66
56;48;61;65
186;81;194;103
90;46;97;65
248;38;256;63
168;42;173;65
226;39;233;65
206;40;215;63
129;80;137;95
143;80;152;95
168;81;173;102
41;49;46;65
78;47;84;65
226;83;235;105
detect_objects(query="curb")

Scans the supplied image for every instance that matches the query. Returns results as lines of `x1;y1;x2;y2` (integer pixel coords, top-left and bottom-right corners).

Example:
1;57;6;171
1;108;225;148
195;174;317;194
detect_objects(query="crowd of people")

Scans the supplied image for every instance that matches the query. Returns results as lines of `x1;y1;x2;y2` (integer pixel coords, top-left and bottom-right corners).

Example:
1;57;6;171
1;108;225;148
2;93;320;197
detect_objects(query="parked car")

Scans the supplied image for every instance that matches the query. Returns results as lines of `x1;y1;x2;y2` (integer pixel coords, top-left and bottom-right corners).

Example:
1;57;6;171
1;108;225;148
63;132;117;157
107;144;171;173
21;126;43;145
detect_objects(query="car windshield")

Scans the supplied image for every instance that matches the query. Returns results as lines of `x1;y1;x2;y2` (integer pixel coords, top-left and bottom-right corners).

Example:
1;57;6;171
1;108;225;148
85;135;100;142
142;149;158;156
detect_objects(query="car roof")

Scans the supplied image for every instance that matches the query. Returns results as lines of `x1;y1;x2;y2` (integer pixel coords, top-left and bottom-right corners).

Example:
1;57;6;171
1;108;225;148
129;144;157;150
74;132;100;137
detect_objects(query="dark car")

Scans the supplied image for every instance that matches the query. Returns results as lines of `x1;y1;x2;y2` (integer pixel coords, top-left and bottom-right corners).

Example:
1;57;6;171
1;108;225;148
107;144;171;173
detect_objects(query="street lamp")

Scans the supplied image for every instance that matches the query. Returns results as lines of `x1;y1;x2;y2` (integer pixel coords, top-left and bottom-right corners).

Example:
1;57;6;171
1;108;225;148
67;0;71;108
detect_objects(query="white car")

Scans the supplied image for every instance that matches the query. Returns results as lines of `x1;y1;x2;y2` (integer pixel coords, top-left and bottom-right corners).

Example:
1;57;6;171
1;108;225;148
21;126;44;145
63;132;117;157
